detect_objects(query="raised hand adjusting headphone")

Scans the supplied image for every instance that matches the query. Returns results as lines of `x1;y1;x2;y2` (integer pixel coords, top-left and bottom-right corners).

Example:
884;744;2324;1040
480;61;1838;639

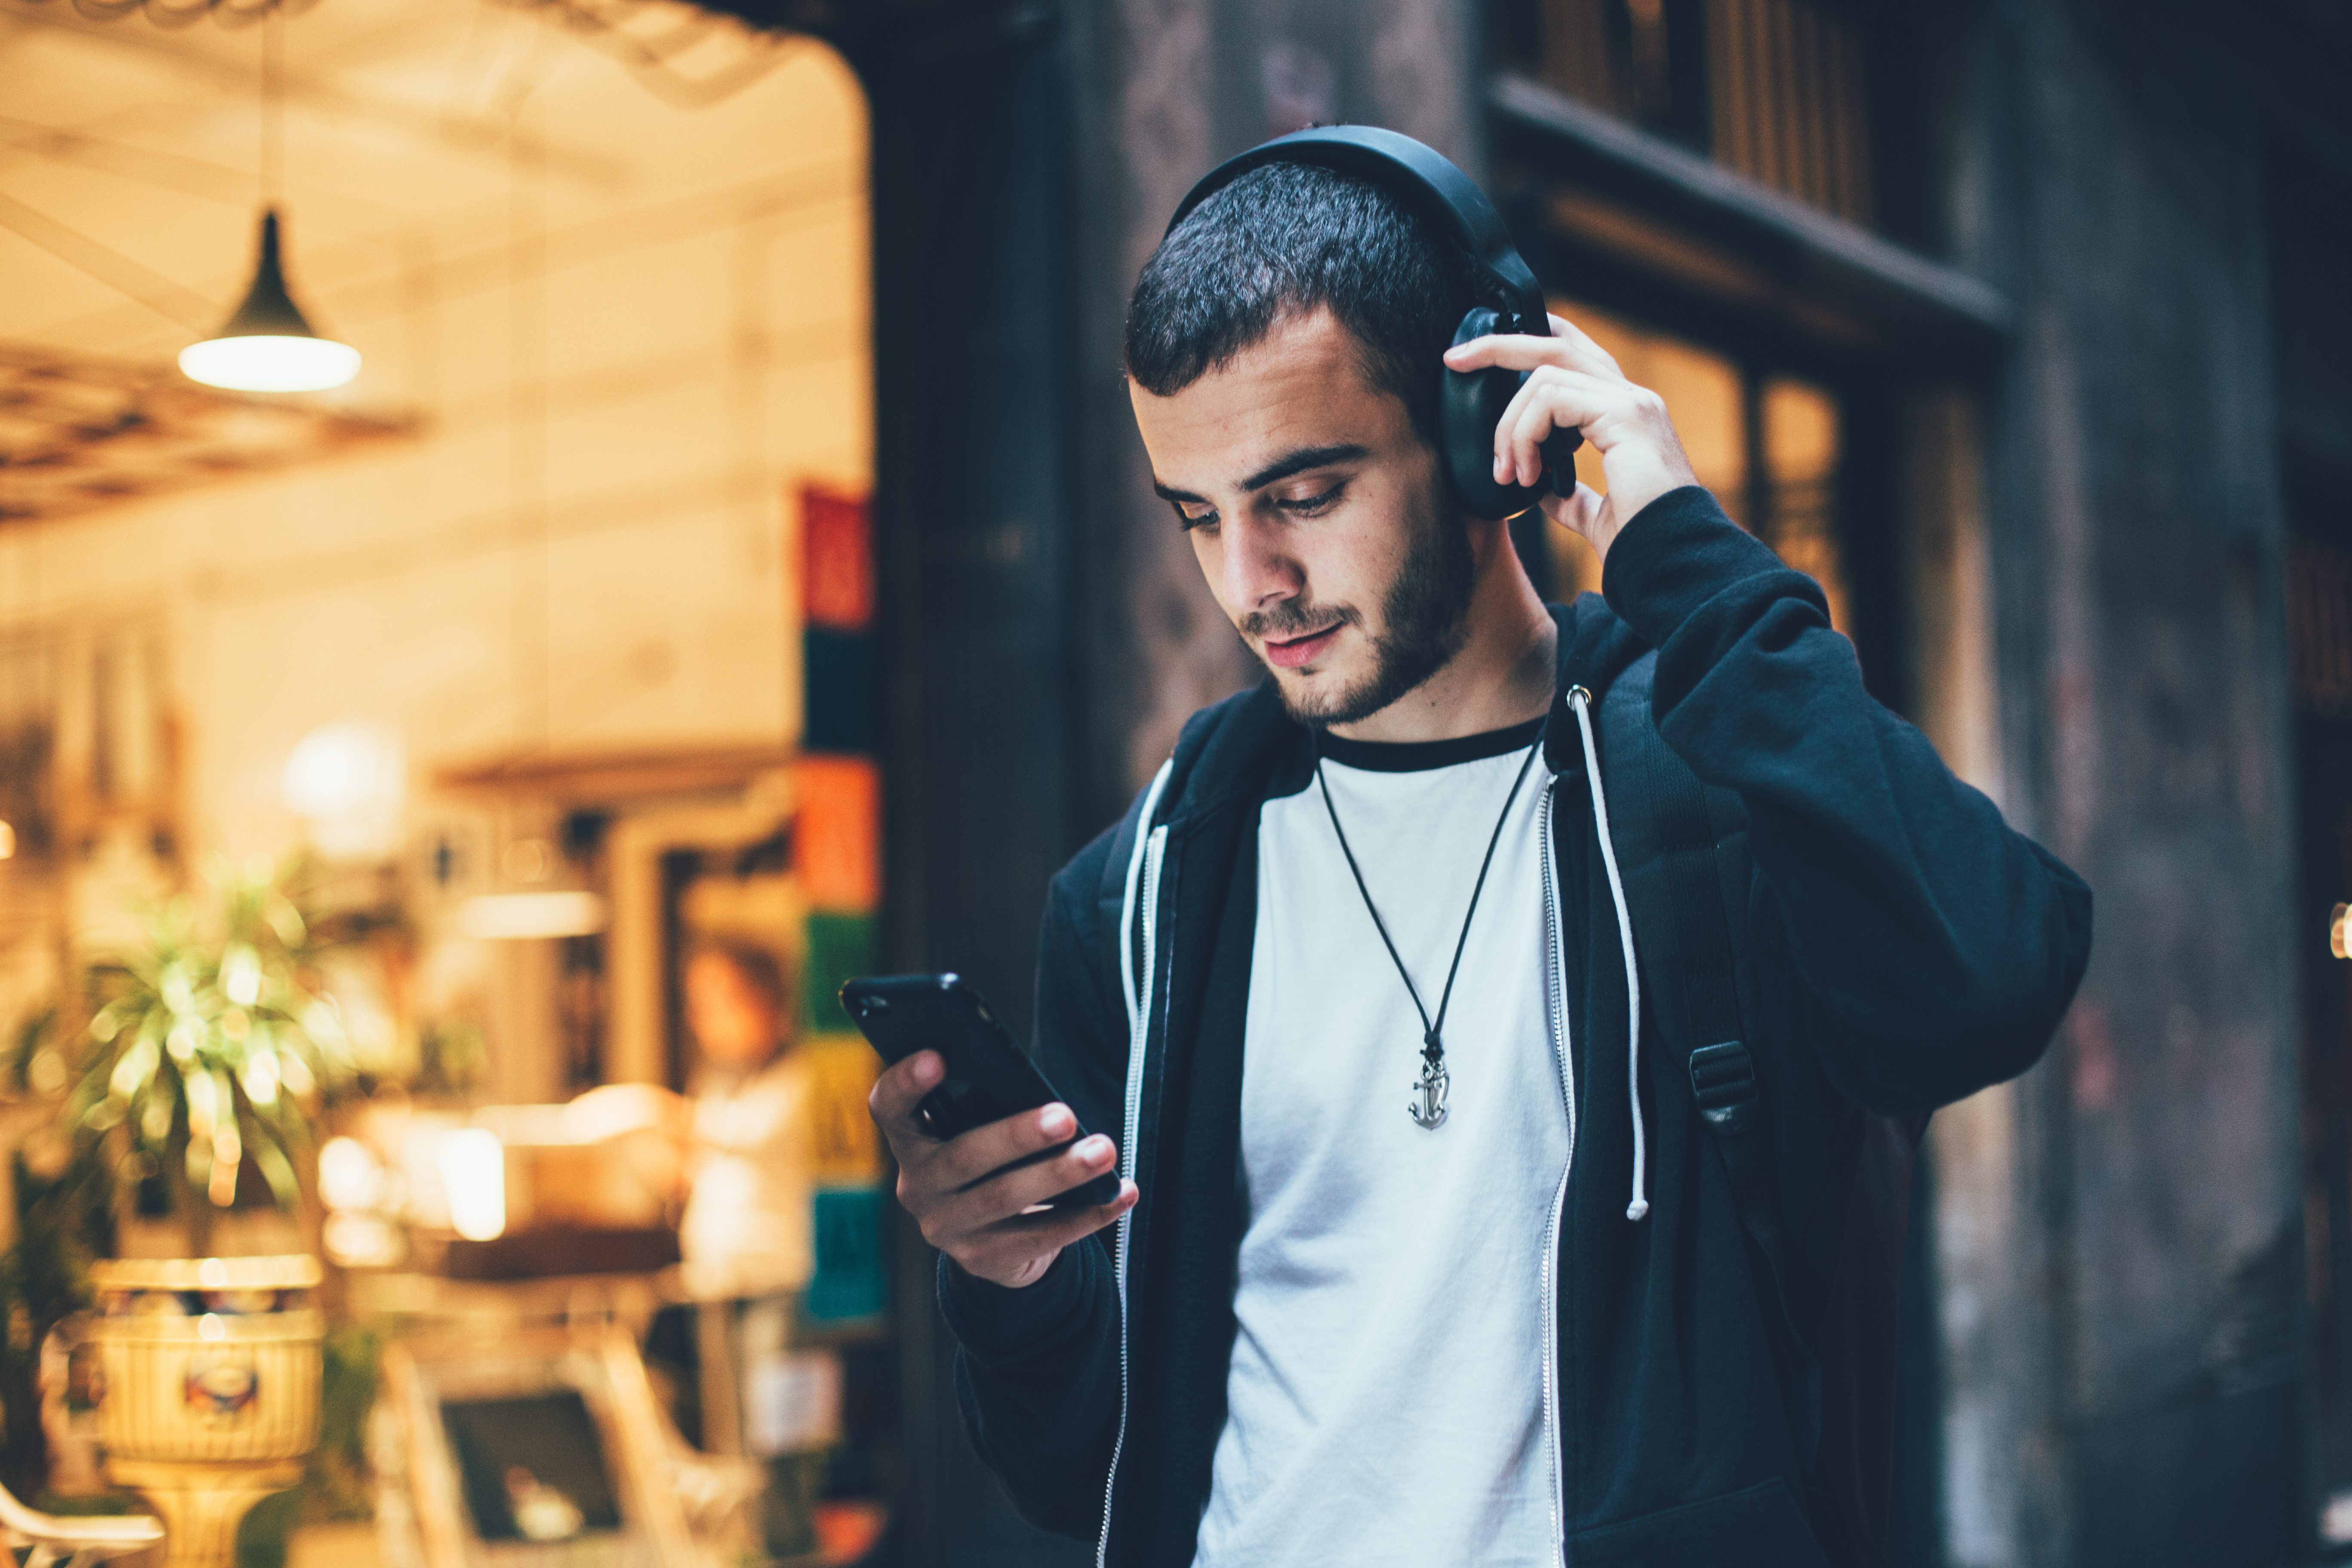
1164;125;1582;523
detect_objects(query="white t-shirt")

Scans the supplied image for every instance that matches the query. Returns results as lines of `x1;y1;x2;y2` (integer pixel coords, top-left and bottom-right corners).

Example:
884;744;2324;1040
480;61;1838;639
1192;720;1572;1568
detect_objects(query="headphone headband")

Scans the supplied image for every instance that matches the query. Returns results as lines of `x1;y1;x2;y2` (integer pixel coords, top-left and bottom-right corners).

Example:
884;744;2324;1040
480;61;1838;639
1163;126;1547;336
1161;125;1577;520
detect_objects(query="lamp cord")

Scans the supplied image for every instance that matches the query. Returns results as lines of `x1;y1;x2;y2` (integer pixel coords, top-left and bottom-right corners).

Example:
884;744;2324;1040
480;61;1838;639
262;8;283;208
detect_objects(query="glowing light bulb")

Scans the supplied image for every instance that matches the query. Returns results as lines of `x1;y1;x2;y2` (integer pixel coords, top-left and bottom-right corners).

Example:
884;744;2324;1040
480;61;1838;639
318;1136;384;1213
179;335;360;394
437;1129;507;1242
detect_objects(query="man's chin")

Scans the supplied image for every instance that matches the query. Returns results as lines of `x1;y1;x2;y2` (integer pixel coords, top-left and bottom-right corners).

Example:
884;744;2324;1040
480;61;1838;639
1256;621;1463;730
1266;662;1387;729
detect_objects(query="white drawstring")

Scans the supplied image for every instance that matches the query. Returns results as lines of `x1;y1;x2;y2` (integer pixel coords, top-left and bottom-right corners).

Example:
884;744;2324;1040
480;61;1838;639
1568;686;1648;1223
1120;760;1176;1034
1124;716;1651;1225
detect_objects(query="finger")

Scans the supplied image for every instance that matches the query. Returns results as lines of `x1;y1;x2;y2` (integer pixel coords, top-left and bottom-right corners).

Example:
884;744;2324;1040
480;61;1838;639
1499;369;1614;487
1445;330;1620;382
933;1102;1087;1190
1545;313;1623;378
933;1133;1121;1235
1538;481;1607;537
988;1179;1139;1242
1507;389;1569;488
952;1181;1139;1281
1505;369;1637;484
1488;364;1567;484
1490;365;1617;478
868;1050;945;1139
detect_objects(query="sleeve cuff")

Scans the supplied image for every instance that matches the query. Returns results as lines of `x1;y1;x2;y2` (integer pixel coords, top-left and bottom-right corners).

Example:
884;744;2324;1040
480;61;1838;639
937;1243;1100;1362
1600;485;1794;648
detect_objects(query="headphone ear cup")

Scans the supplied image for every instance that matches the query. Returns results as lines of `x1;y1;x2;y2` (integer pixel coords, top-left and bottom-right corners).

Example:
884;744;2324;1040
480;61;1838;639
1442;308;1541;521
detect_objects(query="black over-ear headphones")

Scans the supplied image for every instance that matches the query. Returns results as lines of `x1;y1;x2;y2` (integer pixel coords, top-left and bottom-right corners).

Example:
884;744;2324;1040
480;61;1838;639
1165;125;1581;523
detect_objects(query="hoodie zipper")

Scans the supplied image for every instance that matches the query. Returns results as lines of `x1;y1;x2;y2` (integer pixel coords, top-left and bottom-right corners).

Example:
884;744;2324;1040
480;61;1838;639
1538;775;1578;1568
1098;820;1167;1568
1097;764;1574;1564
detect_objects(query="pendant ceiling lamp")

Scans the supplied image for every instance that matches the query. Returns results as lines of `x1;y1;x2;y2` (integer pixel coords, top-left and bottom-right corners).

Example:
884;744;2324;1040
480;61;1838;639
179;11;358;393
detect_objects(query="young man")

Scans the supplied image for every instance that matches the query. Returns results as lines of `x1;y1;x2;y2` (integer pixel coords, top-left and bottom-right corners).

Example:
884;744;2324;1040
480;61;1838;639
870;151;2091;1566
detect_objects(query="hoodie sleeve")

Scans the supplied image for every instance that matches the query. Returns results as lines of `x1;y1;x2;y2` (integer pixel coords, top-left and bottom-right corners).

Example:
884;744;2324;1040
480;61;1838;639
1601;486;2092;1113
931;821;1131;1539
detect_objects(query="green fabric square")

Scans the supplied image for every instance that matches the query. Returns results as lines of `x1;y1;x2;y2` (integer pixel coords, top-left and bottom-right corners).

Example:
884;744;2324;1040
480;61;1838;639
803;912;877;1035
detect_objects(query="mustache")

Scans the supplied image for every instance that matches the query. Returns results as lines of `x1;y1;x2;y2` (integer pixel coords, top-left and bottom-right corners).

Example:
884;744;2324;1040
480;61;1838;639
1240;599;1360;641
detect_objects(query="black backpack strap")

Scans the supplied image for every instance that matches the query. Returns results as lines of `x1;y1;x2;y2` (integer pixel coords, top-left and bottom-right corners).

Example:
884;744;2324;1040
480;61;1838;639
1594;653;1817;1451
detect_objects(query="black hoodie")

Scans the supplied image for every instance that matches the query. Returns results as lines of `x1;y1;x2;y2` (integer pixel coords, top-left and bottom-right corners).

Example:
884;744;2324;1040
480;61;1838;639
936;487;2092;1567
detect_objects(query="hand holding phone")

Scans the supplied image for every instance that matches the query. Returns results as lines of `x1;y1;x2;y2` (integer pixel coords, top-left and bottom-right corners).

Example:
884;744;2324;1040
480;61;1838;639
851;974;1136;1289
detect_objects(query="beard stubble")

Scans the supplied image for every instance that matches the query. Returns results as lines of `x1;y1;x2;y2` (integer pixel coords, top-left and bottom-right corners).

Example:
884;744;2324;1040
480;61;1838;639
1243;499;1479;729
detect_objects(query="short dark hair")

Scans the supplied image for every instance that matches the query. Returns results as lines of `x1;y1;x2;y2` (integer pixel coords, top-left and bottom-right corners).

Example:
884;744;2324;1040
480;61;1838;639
1124;160;1483;450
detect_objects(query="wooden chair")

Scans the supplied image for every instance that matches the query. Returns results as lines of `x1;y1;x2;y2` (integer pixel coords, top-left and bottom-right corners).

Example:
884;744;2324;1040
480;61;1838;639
0;1477;165;1568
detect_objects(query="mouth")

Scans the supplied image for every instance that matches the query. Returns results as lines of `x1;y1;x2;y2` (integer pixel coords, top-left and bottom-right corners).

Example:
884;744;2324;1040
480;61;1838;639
1259;622;1343;670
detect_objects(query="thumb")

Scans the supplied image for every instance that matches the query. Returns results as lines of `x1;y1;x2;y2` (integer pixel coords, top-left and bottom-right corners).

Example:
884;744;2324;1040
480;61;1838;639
1539;481;1606;538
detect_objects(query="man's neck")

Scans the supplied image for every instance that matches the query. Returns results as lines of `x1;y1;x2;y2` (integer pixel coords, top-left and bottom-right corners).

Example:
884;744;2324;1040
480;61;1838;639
1326;526;1558;745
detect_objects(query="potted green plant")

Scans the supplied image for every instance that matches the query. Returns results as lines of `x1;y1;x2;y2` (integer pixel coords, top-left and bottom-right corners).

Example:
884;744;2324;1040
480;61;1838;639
0;1011;111;1504
71;860;349;1260
62;860;353;1568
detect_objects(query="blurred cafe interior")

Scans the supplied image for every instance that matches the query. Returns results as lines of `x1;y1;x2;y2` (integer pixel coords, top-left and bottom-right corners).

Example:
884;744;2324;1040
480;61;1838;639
0;1;890;1563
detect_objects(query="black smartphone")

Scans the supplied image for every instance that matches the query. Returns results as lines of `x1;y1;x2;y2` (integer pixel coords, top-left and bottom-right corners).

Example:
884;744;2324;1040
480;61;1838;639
839;973;1121;1208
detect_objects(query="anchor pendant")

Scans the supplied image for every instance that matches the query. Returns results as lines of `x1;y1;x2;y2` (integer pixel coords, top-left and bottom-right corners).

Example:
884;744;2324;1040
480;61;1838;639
1408;1058;1450;1130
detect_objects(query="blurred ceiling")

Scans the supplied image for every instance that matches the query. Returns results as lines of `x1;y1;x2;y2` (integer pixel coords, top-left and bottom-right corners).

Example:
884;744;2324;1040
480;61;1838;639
0;342;405;521
0;0;828;521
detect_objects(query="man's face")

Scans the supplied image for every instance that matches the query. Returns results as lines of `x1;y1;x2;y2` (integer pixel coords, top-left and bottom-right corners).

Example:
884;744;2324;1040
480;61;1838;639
1129;309;1476;728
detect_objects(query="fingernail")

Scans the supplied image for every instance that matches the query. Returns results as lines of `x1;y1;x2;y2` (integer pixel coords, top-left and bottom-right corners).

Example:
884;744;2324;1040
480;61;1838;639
1077;1135;1112;1162
911;1052;942;1084
1040;1105;1074;1137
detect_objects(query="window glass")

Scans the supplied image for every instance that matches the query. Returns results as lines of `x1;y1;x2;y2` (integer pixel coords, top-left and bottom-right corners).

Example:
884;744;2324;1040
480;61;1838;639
1488;0;1875;226
1545;299;1741;598
1763;376;1850;635
1538;300;1849;640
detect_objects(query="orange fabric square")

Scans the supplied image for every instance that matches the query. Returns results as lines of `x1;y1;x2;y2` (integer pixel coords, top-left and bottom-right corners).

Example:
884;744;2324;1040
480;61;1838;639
796;754;880;913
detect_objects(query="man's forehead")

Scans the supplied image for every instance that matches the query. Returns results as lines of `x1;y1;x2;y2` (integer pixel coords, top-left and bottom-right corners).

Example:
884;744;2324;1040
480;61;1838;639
1132;310;1398;491
1189;308;1377;399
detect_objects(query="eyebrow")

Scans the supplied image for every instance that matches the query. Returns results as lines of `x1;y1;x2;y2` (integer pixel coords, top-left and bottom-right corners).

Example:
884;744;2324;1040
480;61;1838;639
1151;443;1371;505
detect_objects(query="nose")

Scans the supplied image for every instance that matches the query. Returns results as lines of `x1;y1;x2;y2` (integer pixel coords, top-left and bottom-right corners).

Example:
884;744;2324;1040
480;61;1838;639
1218;512;1301;617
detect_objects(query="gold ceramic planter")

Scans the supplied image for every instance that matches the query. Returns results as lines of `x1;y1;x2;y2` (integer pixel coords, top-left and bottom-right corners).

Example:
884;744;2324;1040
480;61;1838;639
86;1255;324;1568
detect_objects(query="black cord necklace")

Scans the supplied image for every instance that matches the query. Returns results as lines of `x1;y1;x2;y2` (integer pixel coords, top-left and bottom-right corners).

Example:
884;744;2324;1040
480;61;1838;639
1315;734;1544;1129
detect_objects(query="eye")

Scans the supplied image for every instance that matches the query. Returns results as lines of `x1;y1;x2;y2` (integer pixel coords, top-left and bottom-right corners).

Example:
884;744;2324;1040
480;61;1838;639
1174;502;1219;532
1275;483;1345;516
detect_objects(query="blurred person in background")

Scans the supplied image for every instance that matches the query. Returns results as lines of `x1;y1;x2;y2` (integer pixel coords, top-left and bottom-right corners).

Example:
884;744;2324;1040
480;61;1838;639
870;129;2092;1568
575;939;815;1298
574;938;824;1555
673;940;817;1299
